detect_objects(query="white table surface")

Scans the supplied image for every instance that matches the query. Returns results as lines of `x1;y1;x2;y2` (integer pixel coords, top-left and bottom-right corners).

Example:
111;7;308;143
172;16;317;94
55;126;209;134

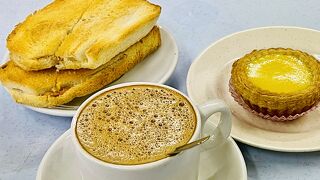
1;0;320;180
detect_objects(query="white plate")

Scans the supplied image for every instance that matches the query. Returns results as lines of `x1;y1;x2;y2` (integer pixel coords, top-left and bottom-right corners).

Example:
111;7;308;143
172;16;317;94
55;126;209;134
36;120;247;180
1;27;178;117
187;26;320;152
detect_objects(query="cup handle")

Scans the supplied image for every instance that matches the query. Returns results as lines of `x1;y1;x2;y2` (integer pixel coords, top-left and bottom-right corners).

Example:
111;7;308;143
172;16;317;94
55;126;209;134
197;99;232;150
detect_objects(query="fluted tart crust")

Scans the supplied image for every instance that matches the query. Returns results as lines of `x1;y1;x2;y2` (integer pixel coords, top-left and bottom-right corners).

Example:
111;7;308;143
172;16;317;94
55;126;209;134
230;48;320;118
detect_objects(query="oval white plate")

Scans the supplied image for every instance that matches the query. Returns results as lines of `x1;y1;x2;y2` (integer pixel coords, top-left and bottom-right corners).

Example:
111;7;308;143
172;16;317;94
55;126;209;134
2;27;178;117
187;26;320;152
36;120;247;180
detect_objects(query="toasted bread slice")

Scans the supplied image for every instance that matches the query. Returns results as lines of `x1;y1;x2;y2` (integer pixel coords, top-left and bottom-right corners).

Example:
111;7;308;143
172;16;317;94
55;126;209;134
7;0;160;71
0;27;161;107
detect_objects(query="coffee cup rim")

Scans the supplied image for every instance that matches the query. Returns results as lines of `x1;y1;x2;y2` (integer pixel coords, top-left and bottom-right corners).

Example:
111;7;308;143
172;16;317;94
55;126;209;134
71;82;202;170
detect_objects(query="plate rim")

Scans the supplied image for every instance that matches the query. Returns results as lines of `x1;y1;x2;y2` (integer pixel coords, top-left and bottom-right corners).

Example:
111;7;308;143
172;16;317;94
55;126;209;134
36;130;72;180
2;26;179;117
186;26;320;152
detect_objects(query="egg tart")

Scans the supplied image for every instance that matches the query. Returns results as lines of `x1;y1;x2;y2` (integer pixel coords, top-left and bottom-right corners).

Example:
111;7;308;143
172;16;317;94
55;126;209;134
230;48;320;120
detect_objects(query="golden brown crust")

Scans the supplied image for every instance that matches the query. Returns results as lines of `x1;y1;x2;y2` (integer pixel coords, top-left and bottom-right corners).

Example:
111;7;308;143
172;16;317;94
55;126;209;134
7;0;161;71
0;27;161;107
7;0;93;70
56;0;161;70
231;48;320;117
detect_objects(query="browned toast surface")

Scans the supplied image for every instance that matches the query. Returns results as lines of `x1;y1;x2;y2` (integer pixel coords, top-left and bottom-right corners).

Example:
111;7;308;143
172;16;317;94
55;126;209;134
7;0;161;71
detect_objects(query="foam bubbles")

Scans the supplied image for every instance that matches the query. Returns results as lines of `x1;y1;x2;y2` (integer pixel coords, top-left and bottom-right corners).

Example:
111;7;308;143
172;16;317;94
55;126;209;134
76;85;196;165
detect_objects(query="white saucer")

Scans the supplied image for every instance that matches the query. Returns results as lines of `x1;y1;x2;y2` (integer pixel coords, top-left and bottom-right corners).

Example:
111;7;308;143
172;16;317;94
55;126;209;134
1;26;178;117
187;26;320;152
36;120;247;180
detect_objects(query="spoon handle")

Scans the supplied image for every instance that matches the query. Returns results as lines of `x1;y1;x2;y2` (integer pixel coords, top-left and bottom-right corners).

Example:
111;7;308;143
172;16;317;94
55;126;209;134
167;135;210;156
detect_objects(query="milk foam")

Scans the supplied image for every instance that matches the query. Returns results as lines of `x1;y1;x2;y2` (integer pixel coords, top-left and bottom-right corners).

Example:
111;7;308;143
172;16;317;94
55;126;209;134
76;85;196;165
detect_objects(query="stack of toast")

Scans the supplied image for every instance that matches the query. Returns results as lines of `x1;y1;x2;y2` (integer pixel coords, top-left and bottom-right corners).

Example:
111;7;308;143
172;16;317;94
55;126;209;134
0;0;161;107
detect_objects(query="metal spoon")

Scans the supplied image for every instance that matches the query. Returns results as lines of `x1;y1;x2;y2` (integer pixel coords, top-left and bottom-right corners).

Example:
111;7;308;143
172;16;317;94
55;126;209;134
167;135;210;156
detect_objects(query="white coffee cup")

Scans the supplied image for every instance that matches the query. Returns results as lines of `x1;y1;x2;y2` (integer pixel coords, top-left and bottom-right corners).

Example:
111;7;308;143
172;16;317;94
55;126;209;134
70;82;232;180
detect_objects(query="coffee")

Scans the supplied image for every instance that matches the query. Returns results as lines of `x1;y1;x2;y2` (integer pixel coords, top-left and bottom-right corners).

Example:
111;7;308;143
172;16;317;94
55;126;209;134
76;85;196;165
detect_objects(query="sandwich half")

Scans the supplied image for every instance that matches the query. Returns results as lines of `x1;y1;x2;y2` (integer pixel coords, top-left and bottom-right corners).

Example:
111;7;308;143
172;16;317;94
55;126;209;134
7;0;161;71
0;27;161;107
